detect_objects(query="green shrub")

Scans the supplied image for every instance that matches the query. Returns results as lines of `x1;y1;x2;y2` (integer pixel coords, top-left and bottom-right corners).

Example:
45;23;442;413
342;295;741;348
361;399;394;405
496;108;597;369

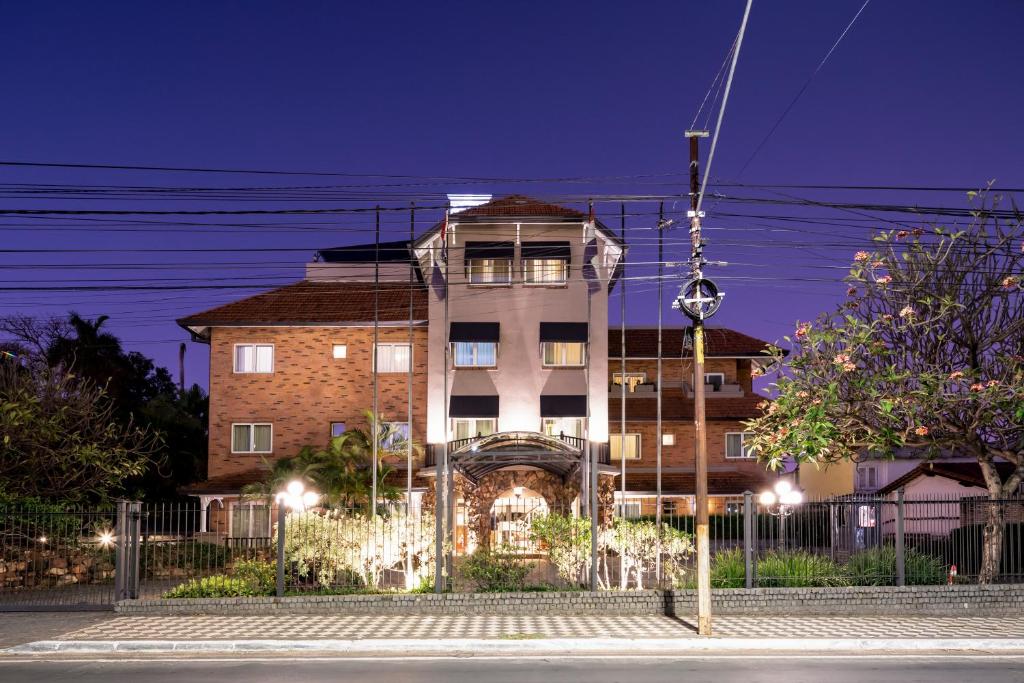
710;548;747;588
460;546;533;592
233;558;276;594
144;541;229;571
164;575;265;598
757;551;848;587
844;546;946;586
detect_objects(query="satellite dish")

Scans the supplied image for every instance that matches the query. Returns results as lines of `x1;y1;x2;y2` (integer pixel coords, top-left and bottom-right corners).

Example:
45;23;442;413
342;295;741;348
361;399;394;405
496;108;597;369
673;278;724;321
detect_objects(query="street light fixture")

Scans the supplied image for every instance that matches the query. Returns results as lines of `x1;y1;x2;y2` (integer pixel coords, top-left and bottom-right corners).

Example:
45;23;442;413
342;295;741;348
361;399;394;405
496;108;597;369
759;480;803;551
275;480;319;512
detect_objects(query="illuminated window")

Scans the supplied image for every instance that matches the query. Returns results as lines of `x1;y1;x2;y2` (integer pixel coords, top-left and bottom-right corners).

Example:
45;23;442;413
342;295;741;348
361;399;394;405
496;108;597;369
232;423;272;453
452;342;497;367
332;344;347;359
234;344;273;373
542;342;585;367
375;343;411;373
725;432;755;459
612;372;647;392
452;418;496;441
466;258;512;285
662;433;675;446
523;258;568;284
610;433;642;460
542;417;584;439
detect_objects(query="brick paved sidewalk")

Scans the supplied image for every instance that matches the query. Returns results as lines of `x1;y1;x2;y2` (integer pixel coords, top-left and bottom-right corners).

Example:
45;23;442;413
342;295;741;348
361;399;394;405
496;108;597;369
56;614;1024;642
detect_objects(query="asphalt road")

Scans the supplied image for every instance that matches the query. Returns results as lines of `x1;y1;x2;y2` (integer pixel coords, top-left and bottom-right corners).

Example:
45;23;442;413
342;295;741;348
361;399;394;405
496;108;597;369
1;655;1023;683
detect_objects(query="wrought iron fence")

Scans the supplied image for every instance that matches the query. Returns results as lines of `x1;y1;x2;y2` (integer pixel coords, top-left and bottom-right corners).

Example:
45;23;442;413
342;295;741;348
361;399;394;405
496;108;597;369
0;504;118;610
3;492;1022;608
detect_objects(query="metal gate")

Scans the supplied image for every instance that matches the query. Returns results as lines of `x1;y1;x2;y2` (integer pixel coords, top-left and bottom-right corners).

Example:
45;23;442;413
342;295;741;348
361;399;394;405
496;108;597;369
0;501;141;611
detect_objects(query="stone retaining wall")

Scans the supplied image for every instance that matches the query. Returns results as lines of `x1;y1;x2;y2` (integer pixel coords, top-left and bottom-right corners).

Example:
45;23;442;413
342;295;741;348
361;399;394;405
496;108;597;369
667;584;1024;616
117;584;1024;616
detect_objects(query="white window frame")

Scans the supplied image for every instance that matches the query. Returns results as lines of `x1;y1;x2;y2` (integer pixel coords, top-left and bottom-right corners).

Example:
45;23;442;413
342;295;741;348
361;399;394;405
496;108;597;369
451;341;497;368
233;343;274;374
229;501;271;538
662;433;675;446
374;343;412;373
523;257;569;285
330;422;346;438
857;465;878;490
541;341;586;367
542;417;585;439
231;423;273;454
381;421;410;450
466;257;512;285
610;433;642;460
725;431;755;459
452;418;497;441
332;344;347;359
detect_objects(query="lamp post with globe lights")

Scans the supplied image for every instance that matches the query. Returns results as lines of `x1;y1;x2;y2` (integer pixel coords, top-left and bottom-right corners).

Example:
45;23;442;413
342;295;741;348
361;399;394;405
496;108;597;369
759;480;803;552
273;481;319;597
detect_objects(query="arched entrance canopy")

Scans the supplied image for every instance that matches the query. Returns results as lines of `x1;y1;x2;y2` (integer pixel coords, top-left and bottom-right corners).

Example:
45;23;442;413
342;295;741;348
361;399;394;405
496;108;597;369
448;431;584;484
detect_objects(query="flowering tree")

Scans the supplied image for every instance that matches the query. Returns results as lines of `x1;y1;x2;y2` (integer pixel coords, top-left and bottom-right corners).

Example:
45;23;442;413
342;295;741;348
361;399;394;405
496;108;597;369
746;196;1024;583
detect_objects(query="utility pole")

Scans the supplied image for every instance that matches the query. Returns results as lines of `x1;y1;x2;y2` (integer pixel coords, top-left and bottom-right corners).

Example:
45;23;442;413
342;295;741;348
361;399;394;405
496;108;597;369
178;342;186;392
675;0;753;637
685;129;712;636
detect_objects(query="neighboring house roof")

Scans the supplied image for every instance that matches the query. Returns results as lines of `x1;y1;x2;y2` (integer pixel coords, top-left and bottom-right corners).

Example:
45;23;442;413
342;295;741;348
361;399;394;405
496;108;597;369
877;462;1019;495
181;469;267;495
315;239;413;264
610;395;765;421
608;327;776;358
456;194;585;219
177;280;428;338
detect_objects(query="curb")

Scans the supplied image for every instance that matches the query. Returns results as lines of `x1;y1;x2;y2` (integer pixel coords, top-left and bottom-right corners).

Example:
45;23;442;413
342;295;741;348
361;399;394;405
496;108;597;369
9;637;1024;655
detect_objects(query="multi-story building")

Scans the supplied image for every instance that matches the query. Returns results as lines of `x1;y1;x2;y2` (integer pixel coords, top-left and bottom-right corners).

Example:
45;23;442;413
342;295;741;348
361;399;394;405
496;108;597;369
179;195;776;546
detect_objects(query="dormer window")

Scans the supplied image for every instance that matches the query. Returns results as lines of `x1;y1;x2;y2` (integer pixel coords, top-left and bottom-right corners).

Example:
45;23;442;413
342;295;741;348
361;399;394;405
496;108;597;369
522;242;570;285
465;242;514;285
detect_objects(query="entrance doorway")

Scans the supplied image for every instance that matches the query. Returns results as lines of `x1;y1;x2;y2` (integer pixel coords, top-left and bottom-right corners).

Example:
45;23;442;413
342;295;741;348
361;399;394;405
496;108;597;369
490;487;548;552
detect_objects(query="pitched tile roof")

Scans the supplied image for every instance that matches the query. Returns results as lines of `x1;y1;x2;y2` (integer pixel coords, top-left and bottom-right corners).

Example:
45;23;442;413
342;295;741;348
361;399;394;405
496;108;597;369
181;469;267;495
177;281;428;333
877;461;1019;495
610;395;765;421
608;327;776;358
457;194;585;219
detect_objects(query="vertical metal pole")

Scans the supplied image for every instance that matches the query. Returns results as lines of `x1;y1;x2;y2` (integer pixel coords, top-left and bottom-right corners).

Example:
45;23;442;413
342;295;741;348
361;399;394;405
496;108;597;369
130;502;142;599
896;488;906;586
407;204;416;585
743;491;753;589
276;503;285;597
435;209;449;593
114;500;127;601
690;134;712;636
619;203;626;517
582;204;592;523
656;201;664;584
372;206;380;517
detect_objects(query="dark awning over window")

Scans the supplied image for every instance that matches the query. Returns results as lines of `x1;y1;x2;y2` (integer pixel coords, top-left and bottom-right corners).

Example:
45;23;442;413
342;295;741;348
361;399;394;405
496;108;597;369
521;241;571;261
450;395;499;418
540;395;587;417
540;322;589;343
450;322;500;343
464;241;514;260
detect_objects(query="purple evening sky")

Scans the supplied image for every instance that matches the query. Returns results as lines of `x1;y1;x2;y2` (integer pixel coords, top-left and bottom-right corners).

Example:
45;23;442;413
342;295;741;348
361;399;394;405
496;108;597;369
1;1;1022;388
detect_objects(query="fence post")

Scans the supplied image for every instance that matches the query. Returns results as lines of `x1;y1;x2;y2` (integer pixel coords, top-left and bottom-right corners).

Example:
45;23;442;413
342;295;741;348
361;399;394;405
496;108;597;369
128;502;142;599
743;491;753;589
114;500;127;601
276;504;286;597
896;488;906;587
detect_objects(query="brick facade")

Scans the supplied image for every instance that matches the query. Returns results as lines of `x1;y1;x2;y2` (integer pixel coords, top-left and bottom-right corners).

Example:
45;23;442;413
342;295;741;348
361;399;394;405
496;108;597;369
207;325;428;480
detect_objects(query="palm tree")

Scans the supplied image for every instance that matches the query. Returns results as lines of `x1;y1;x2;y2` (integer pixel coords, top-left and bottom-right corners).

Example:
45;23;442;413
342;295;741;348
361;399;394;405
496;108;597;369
241;447;326;503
